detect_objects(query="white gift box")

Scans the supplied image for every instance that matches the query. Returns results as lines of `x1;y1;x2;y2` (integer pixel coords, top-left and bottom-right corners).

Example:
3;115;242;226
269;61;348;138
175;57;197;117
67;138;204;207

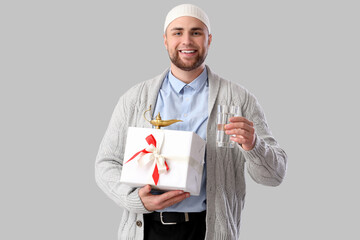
120;127;206;196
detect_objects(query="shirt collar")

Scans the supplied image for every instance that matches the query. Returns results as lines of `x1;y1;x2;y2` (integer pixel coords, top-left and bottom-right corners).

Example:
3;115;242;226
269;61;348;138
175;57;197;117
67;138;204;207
168;68;208;93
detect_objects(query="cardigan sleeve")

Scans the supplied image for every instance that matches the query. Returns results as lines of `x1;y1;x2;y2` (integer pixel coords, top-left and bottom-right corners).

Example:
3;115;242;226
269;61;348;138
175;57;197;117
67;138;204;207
95;88;152;214
240;94;288;187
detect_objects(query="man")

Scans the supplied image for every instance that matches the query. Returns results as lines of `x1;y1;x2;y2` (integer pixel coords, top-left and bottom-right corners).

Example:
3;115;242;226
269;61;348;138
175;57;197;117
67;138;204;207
95;4;287;240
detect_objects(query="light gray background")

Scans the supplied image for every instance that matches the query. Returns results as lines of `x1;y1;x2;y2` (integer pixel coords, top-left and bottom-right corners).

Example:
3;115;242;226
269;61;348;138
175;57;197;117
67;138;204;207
1;0;359;239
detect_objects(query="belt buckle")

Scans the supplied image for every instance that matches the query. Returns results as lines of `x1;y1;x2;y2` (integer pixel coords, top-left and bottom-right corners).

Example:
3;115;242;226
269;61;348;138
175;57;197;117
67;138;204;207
160;212;177;225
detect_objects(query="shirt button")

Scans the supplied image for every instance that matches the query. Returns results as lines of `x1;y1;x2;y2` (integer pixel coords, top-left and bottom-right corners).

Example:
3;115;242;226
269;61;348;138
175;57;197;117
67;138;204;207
136;220;142;227
184;113;188;117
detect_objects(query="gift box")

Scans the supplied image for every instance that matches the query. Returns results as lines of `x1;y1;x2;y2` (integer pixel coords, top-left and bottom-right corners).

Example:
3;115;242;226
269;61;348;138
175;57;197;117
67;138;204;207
120;127;206;196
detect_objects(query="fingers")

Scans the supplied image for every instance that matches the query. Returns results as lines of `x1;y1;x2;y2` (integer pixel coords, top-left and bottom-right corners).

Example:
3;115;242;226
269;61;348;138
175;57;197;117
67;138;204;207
229;117;253;126
225;117;255;136
224;117;256;151
160;192;190;209
230;135;253;146
225;127;254;139
157;189;188;203
138;185;190;211
231;134;256;151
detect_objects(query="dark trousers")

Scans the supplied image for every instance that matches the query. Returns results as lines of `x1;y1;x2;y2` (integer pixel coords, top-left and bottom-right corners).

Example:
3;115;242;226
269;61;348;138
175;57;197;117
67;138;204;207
144;211;206;240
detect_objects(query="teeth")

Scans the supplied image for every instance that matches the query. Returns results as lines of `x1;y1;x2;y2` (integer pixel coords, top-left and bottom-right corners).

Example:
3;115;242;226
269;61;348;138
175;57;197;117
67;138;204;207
181;50;195;53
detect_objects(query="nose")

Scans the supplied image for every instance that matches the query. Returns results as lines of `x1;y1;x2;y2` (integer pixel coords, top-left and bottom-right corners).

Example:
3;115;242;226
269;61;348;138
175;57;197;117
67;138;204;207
181;32;193;46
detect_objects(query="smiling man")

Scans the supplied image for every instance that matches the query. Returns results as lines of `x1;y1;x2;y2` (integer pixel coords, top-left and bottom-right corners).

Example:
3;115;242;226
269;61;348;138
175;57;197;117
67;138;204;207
95;4;287;240
164;15;211;78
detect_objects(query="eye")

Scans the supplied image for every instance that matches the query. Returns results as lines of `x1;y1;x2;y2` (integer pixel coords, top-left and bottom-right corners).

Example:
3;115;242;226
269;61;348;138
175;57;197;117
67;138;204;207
173;32;182;36
192;32;202;36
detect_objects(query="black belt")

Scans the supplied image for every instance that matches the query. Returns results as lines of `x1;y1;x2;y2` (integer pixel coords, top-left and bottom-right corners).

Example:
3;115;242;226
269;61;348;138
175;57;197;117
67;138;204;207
146;211;206;225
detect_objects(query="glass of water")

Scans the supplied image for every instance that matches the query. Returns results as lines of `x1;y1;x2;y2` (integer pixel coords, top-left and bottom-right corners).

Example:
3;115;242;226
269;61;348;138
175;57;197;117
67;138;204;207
216;105;241;148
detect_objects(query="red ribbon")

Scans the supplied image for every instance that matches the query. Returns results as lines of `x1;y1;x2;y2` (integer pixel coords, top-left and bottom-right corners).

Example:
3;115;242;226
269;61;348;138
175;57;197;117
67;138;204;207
125;134;169;185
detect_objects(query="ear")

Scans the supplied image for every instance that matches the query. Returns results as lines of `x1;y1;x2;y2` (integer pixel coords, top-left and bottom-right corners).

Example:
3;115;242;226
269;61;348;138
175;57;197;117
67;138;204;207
208;34;212;47
163;34;168;50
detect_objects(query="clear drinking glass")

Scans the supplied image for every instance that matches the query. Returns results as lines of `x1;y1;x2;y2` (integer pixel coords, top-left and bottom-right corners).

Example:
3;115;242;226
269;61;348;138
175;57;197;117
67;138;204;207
216;105;241;148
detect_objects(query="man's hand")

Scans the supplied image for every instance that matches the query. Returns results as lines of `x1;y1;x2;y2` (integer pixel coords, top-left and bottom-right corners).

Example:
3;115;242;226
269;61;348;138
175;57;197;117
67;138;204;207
225;116;256;151
138;185;190;211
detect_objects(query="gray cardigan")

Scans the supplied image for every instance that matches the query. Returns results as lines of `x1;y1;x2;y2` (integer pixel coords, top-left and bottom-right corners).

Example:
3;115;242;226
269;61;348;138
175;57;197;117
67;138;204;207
95;66;287;240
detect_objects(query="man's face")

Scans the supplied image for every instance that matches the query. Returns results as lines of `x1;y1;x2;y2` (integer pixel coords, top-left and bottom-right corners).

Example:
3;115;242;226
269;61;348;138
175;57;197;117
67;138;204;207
164;16;212;72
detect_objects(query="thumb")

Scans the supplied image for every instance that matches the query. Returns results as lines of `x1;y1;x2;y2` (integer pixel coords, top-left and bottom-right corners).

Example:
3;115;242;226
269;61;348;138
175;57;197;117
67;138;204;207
139;184;152;195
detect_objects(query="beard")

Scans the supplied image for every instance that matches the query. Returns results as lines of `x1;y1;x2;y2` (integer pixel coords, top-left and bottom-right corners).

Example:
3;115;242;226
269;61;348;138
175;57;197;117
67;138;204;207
168;49;207;71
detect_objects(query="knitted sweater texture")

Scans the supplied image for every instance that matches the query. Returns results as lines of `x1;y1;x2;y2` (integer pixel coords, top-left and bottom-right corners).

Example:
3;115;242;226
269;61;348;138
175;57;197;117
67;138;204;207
95;66;287;240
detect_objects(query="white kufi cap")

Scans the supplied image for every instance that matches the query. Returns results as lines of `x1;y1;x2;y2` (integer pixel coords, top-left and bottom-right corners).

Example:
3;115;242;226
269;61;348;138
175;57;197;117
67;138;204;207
164;4;211;34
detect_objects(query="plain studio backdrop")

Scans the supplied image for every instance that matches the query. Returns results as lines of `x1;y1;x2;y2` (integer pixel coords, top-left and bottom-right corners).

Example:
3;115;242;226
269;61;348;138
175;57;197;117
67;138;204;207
1;0;359;239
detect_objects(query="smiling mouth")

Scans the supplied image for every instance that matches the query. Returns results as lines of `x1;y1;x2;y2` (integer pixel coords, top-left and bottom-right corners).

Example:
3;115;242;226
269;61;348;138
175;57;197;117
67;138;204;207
179;50;196;53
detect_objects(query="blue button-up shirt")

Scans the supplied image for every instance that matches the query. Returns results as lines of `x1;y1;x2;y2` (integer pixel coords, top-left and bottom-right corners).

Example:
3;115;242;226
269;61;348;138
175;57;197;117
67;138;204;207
152;68;209;212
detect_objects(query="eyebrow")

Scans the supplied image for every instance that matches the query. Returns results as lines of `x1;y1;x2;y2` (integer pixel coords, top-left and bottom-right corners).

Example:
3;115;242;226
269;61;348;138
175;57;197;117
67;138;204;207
170;27;204;31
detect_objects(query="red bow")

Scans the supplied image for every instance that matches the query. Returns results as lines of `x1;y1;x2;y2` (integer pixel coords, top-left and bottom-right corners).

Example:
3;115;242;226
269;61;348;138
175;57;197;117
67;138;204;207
125;134;169;185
